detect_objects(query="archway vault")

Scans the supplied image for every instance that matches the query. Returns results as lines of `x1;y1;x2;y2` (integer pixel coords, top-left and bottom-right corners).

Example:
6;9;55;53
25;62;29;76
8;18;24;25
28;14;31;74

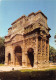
8;53;11;65
27;48;34;67
14;46;22;66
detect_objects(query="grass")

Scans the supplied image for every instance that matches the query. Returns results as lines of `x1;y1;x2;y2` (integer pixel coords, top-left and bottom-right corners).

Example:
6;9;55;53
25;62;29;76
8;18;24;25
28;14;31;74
20;68;56;72
20;69;37;72
19;66;56;72
0;66;55;80
0;64;55;80
0;64;4;66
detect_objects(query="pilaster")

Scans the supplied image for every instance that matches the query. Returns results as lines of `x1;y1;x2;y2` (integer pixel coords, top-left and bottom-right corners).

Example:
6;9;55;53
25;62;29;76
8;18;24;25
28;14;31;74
22;38;27;67
34;33;38;68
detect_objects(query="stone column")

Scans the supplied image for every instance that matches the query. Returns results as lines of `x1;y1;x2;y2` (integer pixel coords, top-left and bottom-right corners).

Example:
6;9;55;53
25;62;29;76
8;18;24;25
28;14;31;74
41;38;42;64
22;51;28;67
5;46;8;65
25;53;28;67
22;38;27;67
11;46;15;65
44;39;46;62
12;47;15;65
47;40;49;62
5;55;8;65
46;39;49;67
13;53;15;65
34;34;38;68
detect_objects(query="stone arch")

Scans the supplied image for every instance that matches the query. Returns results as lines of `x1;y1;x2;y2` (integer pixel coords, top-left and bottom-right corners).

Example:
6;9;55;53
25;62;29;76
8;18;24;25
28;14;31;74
8;53;11;65
27;48;34;67
14;46;22;66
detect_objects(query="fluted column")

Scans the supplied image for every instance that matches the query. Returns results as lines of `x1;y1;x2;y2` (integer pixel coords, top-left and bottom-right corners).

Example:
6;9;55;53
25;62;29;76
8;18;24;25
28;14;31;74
9;45;17;65
22;38;27;67
41;38;42;64
44;39;46;62
5;46;8;65
47;40;49;62
13;46;16;65
34;34;38;68
10;46;14;65
13;53;16;65
24;52;28;67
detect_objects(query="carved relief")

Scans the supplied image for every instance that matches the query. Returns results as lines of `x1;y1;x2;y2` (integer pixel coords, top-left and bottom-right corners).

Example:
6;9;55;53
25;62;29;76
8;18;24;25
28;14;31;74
11;34;23;44
42;39;45;55
5;10;50;67
38;37;41;54
46;40;48;56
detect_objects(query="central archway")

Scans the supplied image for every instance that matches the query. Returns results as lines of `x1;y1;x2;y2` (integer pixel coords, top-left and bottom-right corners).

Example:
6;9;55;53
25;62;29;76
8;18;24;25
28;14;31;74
14;46;22;66
27;48;34;67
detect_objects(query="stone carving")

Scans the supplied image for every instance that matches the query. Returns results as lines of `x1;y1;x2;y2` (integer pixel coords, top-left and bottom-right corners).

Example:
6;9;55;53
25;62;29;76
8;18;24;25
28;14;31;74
42;39;45;55
46;40;48;56
38;38;41;54
5;10;50;68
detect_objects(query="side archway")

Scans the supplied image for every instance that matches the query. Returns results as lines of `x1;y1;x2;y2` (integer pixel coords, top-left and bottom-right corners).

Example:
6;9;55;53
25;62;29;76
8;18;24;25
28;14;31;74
8;53;11;65
27;48;34;67
14;46;22;66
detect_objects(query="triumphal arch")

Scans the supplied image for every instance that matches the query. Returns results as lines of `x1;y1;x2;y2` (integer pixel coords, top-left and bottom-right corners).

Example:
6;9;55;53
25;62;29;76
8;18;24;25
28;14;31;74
5;10;51;68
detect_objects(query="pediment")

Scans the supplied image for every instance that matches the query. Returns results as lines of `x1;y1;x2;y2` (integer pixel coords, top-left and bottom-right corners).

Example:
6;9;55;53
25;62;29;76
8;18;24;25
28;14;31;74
11;34;23;43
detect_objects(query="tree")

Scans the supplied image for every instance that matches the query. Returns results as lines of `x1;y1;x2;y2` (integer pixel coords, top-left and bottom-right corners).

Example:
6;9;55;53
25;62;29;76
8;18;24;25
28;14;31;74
49;45;56;62
0;37;5;63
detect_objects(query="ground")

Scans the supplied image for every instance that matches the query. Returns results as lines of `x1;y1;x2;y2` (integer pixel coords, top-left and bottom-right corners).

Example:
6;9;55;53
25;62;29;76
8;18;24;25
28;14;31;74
0;63;56;72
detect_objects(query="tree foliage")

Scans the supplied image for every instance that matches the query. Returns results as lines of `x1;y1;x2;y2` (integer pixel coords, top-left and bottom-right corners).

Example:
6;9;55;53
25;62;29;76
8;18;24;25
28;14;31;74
49;45;56;62
0;37;5;63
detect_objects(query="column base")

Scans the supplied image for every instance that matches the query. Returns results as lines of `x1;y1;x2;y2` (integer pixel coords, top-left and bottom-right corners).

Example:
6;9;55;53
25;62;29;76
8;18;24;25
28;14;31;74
4;62;8;66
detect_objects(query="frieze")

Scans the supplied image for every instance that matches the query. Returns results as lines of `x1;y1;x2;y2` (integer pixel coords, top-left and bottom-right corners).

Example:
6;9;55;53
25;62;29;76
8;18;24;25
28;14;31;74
5;10;50;67
24;23;39;34
24;22;49;35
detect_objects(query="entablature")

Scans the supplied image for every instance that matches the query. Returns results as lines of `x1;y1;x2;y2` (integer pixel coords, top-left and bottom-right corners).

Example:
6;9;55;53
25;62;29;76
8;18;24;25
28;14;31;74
5;34;24;44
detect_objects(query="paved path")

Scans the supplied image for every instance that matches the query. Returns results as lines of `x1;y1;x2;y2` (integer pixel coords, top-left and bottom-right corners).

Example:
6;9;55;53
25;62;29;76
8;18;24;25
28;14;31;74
0;66;22;72
0;66;33;72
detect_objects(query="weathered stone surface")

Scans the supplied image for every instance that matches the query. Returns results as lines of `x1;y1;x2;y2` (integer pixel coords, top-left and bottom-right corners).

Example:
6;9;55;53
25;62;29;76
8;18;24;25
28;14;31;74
5;10;51;68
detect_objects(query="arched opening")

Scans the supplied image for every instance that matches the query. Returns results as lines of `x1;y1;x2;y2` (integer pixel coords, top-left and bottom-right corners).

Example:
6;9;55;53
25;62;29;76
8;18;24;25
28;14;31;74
14;46;22;66
8;53;11;65
27;48;34;67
